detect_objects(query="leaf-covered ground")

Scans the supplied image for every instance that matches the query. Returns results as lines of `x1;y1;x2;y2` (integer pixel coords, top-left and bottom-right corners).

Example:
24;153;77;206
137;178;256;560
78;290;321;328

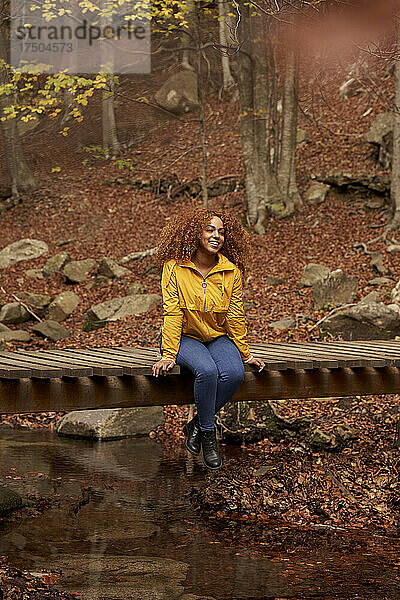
1;53;400;537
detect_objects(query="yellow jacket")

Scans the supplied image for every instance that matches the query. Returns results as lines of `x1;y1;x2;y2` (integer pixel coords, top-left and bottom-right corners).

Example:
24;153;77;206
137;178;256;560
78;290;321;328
161;254;251;362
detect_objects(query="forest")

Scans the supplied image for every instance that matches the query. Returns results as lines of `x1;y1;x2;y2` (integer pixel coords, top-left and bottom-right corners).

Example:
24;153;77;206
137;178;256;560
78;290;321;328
1;0;400;598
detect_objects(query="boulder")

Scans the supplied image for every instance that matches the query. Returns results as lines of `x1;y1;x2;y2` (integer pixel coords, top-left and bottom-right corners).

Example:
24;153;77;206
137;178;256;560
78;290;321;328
321;301;400;340
387;244;400;253
308;428;335;450
268;317;296;331
154;71;199;115
265;276;284;286
364;112;393;169
98;257;131;279
32;320;69;341
304;182;330;205
367;277;393;286
0;303;30;324
300;263;331;287
296;128;307;145
0;487;22;516
48;291;80;322
313;269;358;309
391;280;400;305
25;268;44;279
83;294;162;331
0;330;31;342
56;407;164;440
42;252;70;277
63;259;97;283
0;339;4;351
0;239;48;269
359;291;381;304
18;292;53;316
126;282;145;295
0;323;10;332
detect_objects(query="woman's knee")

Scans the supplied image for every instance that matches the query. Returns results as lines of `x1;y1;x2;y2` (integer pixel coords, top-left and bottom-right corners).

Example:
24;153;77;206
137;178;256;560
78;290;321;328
196;362;218;382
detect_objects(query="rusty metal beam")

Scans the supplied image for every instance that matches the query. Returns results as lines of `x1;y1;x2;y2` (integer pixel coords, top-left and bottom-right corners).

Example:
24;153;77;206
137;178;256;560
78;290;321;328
0;366;399;414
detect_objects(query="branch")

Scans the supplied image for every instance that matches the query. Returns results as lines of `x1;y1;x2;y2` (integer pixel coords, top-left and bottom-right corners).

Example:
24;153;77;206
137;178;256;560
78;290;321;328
120;247;157;264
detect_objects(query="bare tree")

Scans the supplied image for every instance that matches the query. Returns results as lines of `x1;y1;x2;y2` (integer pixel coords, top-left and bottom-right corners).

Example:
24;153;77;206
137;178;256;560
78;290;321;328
218;0;235;89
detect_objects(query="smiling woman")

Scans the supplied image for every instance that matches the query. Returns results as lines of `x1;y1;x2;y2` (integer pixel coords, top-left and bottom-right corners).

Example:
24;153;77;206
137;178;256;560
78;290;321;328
152;208;265;470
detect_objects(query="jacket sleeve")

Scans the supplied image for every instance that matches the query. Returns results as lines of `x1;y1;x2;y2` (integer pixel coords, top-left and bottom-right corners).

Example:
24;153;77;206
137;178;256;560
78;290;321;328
225;268;251;361
161;263;184;361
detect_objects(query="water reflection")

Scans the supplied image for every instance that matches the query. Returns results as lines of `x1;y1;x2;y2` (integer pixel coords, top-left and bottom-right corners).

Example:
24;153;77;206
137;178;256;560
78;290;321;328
0;430;399;599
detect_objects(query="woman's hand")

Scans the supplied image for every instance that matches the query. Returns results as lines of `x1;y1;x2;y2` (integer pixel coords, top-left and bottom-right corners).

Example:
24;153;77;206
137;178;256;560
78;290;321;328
246;357;265;372
152;358;175;377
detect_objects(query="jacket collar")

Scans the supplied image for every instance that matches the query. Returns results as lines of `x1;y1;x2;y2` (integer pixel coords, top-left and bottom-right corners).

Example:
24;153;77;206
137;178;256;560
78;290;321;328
178;253;236;274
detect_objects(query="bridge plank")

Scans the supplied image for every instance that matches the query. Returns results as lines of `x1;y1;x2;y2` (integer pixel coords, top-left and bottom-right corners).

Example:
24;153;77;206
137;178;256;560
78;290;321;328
42;350;125;376
13;351;93;377
310;342;391;367
0;353;62;378
268;342;386;368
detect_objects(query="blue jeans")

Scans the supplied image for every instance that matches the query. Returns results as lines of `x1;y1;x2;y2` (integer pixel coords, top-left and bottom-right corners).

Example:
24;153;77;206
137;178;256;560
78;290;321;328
175;335;244;431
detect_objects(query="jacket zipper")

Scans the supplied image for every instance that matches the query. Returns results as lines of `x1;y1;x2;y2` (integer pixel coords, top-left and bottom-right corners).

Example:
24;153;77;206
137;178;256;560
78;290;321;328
179;264;212;341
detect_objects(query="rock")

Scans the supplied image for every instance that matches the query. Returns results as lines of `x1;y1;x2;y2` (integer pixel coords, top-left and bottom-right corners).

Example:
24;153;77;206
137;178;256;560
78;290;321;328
370;251;388;275
0;239;48;269
54;238;76;247
313;269;358;309
145;263;160;277
25;268;44;279
47;292;80;322
364;112;393;169
0;323;10;332
32;320;69;341
0;487;22;516
391;280;400;305
63;259;97;283
0;339;5;351
304;182;330;205
359;291;381;304
42;252;70;276
83;294;162;331
85;275;110;291
0;303;30;324
268;317;296;331
321;301;400;340
367;277;393;286
387;244;400;253
0;330;31;342
126;282;145;295
299;263;331;287
218;400;311;444
265;276;284;286
314;172;390;194
18;292;52;316
154;71;199;115
56;407;164;440
98;257;131;279
308;428;334;450
334;424;357;443
296;128;307;145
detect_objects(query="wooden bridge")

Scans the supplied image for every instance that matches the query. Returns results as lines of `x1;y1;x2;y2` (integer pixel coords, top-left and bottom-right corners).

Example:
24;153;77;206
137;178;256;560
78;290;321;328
0;341;399;413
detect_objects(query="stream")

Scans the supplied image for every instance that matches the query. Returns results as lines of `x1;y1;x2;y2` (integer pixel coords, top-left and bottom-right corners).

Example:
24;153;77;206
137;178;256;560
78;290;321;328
0;430;399;599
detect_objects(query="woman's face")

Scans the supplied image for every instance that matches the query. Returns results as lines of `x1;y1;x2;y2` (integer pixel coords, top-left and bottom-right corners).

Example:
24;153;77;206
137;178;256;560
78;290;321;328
198;216;225;256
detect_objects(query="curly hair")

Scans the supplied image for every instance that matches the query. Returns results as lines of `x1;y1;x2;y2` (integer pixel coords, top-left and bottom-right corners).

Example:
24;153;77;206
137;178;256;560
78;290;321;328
156;208;250;271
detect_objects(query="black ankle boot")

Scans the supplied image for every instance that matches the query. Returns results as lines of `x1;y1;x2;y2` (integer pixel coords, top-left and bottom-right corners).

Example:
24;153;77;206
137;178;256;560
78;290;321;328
200;429;222;470
183;415;201;456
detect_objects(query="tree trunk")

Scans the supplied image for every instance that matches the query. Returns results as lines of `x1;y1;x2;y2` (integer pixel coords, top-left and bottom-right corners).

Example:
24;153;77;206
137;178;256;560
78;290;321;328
182;0;195;71
391;23;400;228
0;25;36;197
218;0;235;89
196;6;208;207
102;74;120;158
278;49;300;213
